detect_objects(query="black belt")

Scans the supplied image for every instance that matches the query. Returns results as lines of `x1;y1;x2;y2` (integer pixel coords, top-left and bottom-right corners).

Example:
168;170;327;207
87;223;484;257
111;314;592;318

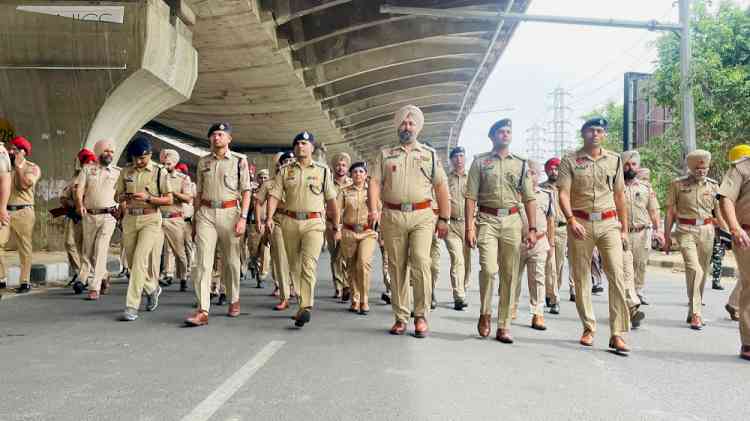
8;204;33;211
450;217;465;222
557;222;567;227
184;217;192;223
88;207;116;215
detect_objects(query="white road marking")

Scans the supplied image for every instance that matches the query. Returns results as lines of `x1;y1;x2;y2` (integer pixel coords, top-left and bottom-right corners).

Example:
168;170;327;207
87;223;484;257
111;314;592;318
180;340;285;421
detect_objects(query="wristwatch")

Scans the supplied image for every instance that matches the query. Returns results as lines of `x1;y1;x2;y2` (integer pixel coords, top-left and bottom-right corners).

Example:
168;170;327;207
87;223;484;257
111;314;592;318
333;224;342;232
528;226;537;232
438;216;450;224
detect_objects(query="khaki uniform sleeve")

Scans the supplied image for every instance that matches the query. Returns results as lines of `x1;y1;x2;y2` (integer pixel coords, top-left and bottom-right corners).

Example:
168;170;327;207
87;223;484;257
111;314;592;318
520;161;534;202
27;164;41;184
239;158;252;192
158;168;172;195
612;157;625;193
557;158;573;193
269;170;284;201
369;153;383;185
195;164;203;198
647;186;659;212
666;181;678;208
0;151;10;174
718;167;743;202
465;158;480;201
181;175;191;195
323;167;337;201
431;153;447;186
115;170;125;198
75;168;87;192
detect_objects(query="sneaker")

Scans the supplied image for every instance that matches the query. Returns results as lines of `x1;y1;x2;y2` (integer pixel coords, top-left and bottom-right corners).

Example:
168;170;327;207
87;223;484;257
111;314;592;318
145;286;162;312
381;292;391;304
550;303;560;315
120;307;139;321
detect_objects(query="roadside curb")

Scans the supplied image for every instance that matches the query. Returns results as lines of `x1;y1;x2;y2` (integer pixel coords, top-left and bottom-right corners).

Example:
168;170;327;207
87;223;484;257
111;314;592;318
647;257;736;278
1;256;121;290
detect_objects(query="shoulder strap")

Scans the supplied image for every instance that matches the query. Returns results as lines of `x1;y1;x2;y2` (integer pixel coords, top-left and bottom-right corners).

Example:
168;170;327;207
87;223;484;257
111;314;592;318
157;167;162;196
430;148;436;180
237;157;241;190
518;159;526;191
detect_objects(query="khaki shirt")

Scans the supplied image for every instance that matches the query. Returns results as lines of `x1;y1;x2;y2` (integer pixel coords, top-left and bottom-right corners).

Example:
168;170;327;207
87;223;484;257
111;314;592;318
718;157;750;226
0;144;10;174
465;151;533;208
183;182;196;219
666;175;719;220
370;141;447;205
76;163;120;209
625;179;658;228
61;177;77;205
196;152;252;202
270;160;336;213
557;148;624;212
338;183;369;226
448;170;467;219
9;159;40;205
161;170;191;213
115;161;171;210
539;180;565;225
521;188;554;236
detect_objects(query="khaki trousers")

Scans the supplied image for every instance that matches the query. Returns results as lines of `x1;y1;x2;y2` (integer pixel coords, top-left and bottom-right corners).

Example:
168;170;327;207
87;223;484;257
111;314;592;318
676;225;714;317
628;229;650;294
515;236;549;316
545;227;571;305
477;213;522;329
327;231;348;292
0;207;35;283
734;240;750;345
162;217;189;280
280;215;325;309
381;208;434;322
430;232;441;292
444;220;471;300
64;218;83;274
567;218;630;336
341;231;378;307
270;219;292;300
728;277;741;310
622;247;643;312
122;213;161;310
192;207;242;312
380;245;391;292
80;213;116;291
183;219;194;271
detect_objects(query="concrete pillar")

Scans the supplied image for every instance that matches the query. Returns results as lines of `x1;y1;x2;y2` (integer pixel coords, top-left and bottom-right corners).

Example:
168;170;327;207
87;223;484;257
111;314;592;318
0;0;197;250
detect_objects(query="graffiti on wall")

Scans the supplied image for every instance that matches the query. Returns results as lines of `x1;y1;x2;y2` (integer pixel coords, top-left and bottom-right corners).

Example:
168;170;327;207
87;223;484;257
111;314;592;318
36;178;68;202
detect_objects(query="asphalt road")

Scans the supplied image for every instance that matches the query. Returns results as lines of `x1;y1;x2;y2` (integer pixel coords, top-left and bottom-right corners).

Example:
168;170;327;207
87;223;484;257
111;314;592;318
1;248;747;421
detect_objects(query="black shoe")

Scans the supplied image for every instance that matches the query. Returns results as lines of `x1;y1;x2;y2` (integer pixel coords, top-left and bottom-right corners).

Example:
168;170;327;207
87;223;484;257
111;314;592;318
180;279;188;292
631;310;646;329
592;285;604;294
217;293;227;306
159;276;173;287
454;299;466;311
381;292;391;304
569;293;576;302
0;281;6;289
256;280;264;289
638;294;649;306
431;297;437;310
341;287;352;302
72;280;86;295
295;309;311;327
15;283;31;294
545;297;551;308
712;282;725;290
550;304;560;315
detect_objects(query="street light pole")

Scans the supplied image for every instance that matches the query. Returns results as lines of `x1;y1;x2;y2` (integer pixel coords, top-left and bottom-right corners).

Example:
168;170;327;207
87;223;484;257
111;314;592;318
679;0;697;154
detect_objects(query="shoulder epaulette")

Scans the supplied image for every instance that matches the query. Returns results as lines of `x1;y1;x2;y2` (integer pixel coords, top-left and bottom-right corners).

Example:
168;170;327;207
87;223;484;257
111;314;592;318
706;177;718;184
675;175;690;182
511;153;527;161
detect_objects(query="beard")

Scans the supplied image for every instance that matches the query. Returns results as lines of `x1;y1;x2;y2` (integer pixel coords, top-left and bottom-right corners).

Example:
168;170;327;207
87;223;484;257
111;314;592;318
546;174;557;182
99;155;113;166
398;129;415;144
624;169;637;180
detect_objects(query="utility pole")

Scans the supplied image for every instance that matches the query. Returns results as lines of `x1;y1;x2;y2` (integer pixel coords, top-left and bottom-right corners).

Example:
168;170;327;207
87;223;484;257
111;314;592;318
548;87;573;158
679;0;696;155
525;123;547;163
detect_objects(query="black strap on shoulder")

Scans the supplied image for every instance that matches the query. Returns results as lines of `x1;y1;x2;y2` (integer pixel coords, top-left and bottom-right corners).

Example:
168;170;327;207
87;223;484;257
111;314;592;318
323;165;328;195
238;157;241;190
157;167;162;196
518;159;526;192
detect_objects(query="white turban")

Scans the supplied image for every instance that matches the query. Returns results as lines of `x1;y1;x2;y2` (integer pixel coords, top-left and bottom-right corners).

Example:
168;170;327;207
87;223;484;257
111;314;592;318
332;152;351;165
686;149;711;171
394;105;424;134
160;148;180;164
93;139;114;156
621;150;640;165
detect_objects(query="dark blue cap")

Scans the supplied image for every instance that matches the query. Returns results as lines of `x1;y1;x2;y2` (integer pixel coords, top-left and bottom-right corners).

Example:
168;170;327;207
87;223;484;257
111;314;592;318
349;161;367;173
450;146;466;158
488;118;512;139
207;122;232;138
279;151;295;163
292;131;315;147
581;117;608;132
127;136;152;158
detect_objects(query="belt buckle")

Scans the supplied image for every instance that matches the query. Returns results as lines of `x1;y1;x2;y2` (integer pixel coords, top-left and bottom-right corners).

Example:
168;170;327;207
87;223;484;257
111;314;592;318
353;224;364;233
400;203;413;212
210;200;221;208
497;209;509;217
295;212;307;220
590;212;602;221
695;219;704;226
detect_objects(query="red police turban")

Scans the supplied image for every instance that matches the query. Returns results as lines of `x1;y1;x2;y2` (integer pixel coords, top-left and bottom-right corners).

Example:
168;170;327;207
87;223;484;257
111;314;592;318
77;148;97;165
544;157;561;173
175;163;189;174
11;136;31;156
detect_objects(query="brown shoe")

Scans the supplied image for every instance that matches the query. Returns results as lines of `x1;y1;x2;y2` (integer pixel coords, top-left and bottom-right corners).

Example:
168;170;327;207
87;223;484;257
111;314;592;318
726;304;740;321
496;328;514;344
414;317;429;338
227;301;240;317
740;345;750;361
100;278;110;295
580;329;594;347
690;314;703;330
531;314;547;331
273;300;289;311
185;310;209;327
85;290;99;301
389;320;407;335
477;314;491;338
609;335;630;353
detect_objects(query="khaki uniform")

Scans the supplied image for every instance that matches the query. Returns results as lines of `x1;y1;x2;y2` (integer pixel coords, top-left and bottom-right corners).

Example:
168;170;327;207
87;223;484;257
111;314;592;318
160;170;191;281
192;152;251;312
540;180;571;305
327;176;352;294
77;163;120;291
444;169;471;301
467;152;533;329
372;141;447;322
0;146;12;282
429;199;441;295
514;187;553;316
246;184;270;279
557;148;630;336
256;178;292;299
625;179;659;295
61;179;83;275
718;158;750;344
270;160;336;310
338;183;378;307
116;161;171;310
667;174;719;318
0;158;40;284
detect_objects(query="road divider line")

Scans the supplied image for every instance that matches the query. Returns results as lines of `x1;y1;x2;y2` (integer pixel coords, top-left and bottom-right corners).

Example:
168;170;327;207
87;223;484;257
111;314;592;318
181;340;285;421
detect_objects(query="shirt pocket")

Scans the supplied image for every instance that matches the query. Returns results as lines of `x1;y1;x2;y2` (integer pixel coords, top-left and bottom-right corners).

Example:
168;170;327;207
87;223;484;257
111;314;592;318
308;175;324;195
224;172;238;192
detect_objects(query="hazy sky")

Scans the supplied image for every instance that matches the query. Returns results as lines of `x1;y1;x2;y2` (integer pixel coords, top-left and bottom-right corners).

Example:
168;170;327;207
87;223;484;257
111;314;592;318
456;0;749;163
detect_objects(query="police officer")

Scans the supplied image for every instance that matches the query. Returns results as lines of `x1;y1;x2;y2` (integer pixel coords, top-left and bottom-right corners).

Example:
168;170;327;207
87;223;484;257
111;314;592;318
76;140;120;300
664;150;727;330
177;163;195;282
557;117;631;352
338;161;378;315
0;137;41;294
466;118;536;344
328;152;353;300
185;123;252;326
513;160;553;331
541;157;572;312
248;168;271;284
444;146;471;311
717;147;750;360
158;149;193;292
266;131;339;327
724;145;750;321
115;137;172;321
0;140;9;291
368;105;450;338
61;149;97;292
